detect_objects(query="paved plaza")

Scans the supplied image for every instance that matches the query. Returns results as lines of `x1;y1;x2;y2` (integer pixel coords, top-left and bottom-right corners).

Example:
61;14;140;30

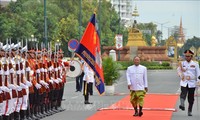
42;70;200;120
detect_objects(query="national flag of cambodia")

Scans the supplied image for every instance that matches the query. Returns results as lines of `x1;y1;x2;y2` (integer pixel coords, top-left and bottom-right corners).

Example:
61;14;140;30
75;13;105;95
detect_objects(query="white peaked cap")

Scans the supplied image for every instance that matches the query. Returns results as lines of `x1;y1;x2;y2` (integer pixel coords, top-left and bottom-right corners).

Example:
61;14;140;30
14;42;21;49
0;42;3;49
9;43;15;49
20;46;27;52
6;43;15;51
2;44;9;51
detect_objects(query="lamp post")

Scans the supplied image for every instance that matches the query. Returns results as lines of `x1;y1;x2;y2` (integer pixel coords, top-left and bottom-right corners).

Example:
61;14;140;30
154;21;170;41
161;22;169;40
30;35;37;49
79;0;82;41
177;43;183;60
44;0;47;48
55;39;61;52
55;39;61;59
117;0;121;61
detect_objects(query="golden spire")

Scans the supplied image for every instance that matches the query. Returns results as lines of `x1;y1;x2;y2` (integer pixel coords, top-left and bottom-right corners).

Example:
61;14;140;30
177;16;185;47
132;4;139;17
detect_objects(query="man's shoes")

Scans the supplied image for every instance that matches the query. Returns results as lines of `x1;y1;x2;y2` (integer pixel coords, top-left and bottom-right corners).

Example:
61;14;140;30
57;107;65;112
133;112;138;116
188;111;192;116
138;112;143;117
179;105;185;111
84;101;93;104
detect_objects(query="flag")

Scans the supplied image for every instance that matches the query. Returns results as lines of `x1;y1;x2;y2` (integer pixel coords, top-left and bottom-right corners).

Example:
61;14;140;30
75;13;105;95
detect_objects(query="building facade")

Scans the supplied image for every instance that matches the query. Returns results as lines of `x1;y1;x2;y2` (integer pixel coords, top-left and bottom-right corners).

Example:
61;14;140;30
0;0;17;7
110;0;132;26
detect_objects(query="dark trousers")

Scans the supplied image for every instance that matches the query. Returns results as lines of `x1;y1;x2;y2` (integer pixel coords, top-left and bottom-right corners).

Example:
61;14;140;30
180;85;195;111
58;84;64;101
33;87;40;105
29;93;34;107
88;82;93;95
76;72;84;91
83;81;89;102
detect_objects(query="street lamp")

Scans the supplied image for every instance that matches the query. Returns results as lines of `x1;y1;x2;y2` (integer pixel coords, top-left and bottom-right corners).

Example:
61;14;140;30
79;0;82;41
55;39;61;52
56;39;61;46
177;42;184;59
55;39;61;59
154;21;170;40
30;35;37;49
44;0;47;48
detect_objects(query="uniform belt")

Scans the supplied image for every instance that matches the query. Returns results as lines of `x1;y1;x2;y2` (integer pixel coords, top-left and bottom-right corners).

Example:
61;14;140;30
185;76;196;80
130;90;144;92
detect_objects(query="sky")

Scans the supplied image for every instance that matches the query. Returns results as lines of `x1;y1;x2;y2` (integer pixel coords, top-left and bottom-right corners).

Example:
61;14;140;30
132;0;200;39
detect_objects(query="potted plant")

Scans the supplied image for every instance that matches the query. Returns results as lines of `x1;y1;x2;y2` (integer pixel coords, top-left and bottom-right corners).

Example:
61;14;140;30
102;57;121;95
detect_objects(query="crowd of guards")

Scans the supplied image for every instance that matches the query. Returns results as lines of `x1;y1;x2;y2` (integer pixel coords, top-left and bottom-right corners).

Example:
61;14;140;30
0;40;69;120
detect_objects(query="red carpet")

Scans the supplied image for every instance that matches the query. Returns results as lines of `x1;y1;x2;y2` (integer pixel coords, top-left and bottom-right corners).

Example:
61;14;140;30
87;94;179;120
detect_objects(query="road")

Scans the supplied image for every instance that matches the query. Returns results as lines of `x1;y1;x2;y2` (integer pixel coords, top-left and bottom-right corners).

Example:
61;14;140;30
42;70;200;120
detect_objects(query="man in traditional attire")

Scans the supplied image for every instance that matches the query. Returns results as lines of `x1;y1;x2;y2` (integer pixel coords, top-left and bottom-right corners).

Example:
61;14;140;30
126;56;148;117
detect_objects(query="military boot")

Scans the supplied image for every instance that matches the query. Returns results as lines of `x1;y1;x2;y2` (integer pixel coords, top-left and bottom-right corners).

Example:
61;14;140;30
188;104;193;116
20;110;25;120
14;112;20;120
2;115;9;120
179;98;185;111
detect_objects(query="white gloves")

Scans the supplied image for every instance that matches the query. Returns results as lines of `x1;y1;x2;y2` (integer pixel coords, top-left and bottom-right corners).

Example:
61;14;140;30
39;80;49;89
8;84;17;90
57;78;62;83
49;79;54;84
16;85;22;91
54;79;59;84
25;81;33;87
35;83;42;89
20;83;28;89
0;86;11;92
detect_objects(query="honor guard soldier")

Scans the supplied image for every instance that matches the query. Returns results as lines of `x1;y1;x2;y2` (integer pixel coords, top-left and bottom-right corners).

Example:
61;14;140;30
56;55;67;111
33;49;44;119
8;54;18;120
177;50;200;116
1;44;12;120
0;42;3;120
83;62;94;104
0;61;3;120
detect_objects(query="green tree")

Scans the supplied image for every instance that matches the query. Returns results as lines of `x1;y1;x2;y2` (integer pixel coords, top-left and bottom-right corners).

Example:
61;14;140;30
180;36;200;56
137;22;157;46
0;0;128;57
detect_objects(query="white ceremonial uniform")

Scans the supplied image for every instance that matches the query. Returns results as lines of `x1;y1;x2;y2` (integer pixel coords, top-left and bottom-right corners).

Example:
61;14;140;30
21;68;29;111
8;60;18;114
0;90;3;116
86;68;95;83
83;63;89;82
0;68;4;116
177;60;200;88
15;64;23;113
126;65;148;91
